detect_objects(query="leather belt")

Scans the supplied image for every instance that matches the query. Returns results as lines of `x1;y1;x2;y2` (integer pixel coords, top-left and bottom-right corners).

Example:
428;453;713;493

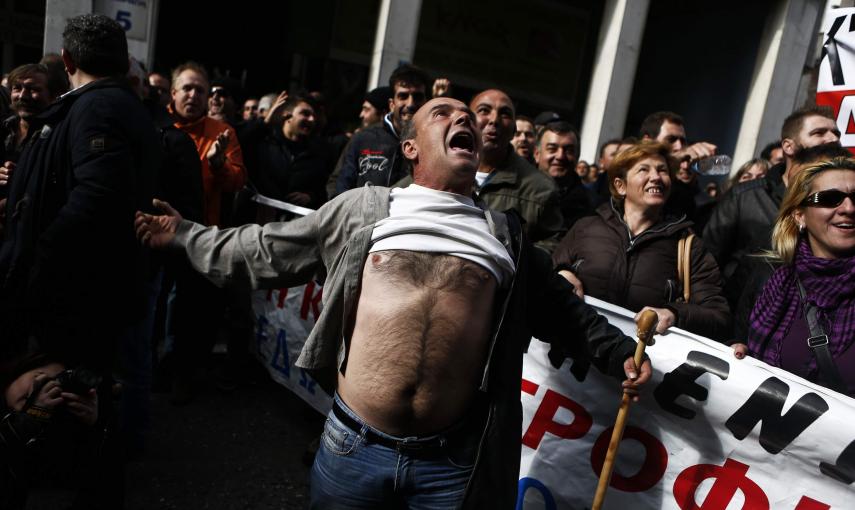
332;400;447;451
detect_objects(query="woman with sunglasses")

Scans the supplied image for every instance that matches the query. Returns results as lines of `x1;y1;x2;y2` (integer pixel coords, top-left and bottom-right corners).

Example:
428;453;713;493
737;157;855;396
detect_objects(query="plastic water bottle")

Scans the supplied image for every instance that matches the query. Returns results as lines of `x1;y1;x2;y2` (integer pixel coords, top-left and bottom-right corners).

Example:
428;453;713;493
692;155;732;176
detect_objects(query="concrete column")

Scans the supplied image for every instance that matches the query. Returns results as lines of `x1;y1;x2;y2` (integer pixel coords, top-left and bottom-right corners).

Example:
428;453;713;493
367;0;423;91
44;0;92;55
732;0;825;169
579;0;650;163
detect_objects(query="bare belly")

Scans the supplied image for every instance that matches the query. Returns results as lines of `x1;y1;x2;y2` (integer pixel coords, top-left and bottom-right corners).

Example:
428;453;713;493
338;250;497;435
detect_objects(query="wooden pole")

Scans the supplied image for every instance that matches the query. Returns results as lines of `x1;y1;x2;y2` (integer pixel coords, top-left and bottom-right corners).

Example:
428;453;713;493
591;309;658;510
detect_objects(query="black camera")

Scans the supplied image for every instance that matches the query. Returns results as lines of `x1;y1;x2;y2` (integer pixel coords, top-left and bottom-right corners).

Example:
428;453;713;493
55;369;101;395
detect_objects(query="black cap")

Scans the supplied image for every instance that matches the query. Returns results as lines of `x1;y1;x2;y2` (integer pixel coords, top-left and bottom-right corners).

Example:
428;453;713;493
365;86;393;111
534;111;562;126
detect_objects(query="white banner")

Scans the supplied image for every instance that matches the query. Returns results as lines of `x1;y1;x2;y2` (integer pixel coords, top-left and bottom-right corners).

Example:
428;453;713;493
251;283;331;415
251;287;855;509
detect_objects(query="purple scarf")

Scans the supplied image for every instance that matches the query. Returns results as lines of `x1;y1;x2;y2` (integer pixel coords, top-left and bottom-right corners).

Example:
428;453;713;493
748;239;855;368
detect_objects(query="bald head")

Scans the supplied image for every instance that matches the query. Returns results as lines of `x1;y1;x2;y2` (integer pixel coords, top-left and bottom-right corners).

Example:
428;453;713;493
402;97;481;195
470;89;515;161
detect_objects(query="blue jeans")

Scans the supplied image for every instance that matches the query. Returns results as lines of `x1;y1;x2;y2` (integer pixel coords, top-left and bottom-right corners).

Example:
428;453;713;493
310;394;482;509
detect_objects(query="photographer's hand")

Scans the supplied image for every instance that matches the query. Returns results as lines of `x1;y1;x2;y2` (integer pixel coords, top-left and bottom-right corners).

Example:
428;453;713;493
32;374;63;410
61;388;98;426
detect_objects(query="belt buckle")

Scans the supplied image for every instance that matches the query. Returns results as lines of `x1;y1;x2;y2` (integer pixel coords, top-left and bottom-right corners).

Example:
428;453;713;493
807;335;829;348
397;438;425;452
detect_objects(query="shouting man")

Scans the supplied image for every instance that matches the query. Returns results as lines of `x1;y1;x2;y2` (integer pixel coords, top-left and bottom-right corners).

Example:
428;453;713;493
136;97;651;509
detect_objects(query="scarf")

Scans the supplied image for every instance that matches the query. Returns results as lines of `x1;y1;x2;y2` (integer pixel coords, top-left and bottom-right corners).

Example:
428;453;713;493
748;239;855;369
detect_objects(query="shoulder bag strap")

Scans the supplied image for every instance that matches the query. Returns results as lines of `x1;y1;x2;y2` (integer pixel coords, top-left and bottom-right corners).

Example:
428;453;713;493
796;278;848;393
677;233;695;302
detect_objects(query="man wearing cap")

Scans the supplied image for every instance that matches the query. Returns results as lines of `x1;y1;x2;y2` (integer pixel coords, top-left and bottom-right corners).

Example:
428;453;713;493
534;110;561;131
359;86;391;129
334;64;430;195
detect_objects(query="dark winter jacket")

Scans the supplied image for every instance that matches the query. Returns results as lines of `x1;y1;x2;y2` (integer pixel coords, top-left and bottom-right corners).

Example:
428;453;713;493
0;78;162;363
553;200;731;341
246;128;333;210
334;114;405;195
703;163;786;284
147;101;203;223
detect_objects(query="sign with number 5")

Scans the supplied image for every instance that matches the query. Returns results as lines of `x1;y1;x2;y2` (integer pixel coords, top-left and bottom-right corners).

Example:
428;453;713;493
94;0;148;40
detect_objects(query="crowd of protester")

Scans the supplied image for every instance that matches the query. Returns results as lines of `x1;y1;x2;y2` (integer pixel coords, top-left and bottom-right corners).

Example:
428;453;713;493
1;12;855;509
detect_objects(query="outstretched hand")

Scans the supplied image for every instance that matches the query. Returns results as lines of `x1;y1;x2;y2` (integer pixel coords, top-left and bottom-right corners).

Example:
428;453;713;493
135;199;183;249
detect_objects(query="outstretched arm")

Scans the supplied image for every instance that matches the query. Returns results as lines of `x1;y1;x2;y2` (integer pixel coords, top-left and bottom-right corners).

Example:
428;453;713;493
136;198;322;290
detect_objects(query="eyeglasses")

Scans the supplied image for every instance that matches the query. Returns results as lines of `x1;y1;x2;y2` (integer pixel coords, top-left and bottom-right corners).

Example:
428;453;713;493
801;189;855;208
211;87;230;98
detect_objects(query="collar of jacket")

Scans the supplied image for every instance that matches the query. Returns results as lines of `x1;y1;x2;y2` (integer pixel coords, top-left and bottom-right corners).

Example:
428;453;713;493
32;77;130;127
601;197;690;248
2;114;19;131
766;161;786;203
382;112;400;139
168;103;209;132
553;170;583;191
480;147;525;188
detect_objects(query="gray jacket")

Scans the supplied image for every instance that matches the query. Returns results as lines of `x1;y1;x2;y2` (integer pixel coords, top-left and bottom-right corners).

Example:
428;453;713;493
171;184;637;509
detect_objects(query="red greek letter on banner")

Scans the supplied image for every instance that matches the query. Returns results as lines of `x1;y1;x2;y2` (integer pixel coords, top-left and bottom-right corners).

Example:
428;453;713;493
521;389;592;449
673;458;769;510
794;496;830;510
590;425;668;492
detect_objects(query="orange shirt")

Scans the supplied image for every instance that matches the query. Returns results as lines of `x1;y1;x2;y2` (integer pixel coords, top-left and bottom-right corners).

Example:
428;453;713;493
170;107;246;226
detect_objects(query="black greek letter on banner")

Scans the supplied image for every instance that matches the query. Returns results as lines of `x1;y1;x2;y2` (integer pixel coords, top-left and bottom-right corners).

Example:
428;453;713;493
653;351;730;420
725;377;828;454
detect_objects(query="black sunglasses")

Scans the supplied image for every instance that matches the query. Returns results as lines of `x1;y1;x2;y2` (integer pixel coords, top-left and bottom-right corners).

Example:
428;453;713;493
211;87;230;98
801;188;855;208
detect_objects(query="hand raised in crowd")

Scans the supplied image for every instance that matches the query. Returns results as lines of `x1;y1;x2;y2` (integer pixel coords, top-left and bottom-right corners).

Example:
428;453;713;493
285;191;312;206
731;342;748;360
206;129;230;170
432;78;451;98
61;388;99;426
558;269;585;299
635;306;676;335
622;357;652;402
674;142;717;164
135;199;184;249
264;91;292;125
0;160;15;186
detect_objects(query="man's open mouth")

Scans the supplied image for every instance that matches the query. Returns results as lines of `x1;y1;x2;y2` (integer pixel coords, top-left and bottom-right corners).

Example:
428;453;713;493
449;131;474;154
